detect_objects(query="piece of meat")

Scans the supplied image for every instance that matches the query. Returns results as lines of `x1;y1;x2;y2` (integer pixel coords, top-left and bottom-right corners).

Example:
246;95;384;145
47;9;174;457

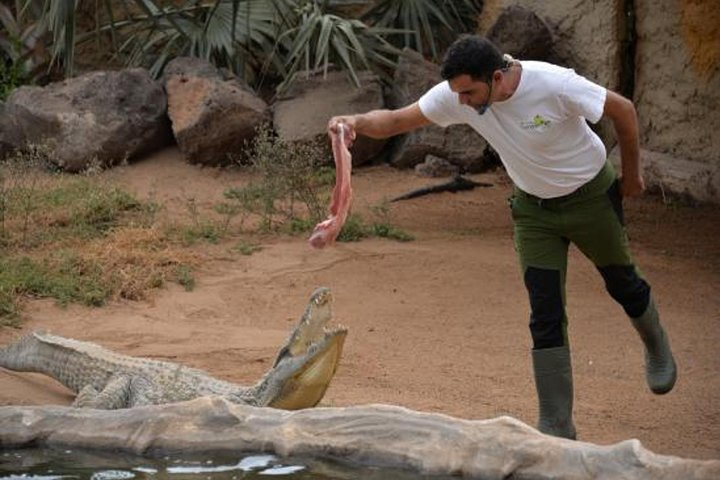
309;125;354;249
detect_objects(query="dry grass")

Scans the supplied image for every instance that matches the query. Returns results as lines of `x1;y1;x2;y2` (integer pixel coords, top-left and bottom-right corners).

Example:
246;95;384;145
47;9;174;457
0;156;208;325
83;227;202;301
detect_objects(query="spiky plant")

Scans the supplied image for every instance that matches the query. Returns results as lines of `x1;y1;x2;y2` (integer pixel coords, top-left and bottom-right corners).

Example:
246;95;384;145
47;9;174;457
362;0;483;61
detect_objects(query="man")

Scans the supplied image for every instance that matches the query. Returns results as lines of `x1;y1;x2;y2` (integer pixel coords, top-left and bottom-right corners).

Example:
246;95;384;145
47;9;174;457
328;35;677;439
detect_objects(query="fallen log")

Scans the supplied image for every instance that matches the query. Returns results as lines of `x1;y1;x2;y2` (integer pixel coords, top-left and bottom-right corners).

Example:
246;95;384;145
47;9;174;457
1;397;718;479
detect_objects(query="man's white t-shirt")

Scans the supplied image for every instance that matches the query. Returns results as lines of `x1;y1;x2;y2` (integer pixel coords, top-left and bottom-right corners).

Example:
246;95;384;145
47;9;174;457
418;61;608;199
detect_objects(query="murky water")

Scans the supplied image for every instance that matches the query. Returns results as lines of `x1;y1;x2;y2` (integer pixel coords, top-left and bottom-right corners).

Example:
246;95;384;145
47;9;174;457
0;447;461;480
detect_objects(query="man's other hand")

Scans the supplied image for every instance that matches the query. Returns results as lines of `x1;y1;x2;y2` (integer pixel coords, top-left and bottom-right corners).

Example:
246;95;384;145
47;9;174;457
620;175;646;198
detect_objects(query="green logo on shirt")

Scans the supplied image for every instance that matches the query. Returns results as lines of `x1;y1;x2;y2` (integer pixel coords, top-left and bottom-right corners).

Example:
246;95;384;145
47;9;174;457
533;115;551;127
521;114;552;131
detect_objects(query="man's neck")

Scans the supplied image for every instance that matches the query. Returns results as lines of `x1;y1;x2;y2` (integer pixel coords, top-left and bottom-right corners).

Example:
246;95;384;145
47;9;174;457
501;63;523;101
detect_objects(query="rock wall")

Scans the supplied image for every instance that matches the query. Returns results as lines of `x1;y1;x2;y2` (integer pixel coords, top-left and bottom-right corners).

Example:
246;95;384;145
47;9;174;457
635;0;720;165
479;0;624;91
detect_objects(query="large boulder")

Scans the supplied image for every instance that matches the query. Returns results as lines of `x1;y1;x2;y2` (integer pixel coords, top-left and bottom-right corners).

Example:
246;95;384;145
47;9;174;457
387;49;491;172
3;69;172;172
164;57;270;166
486;5;556;61
272;70;387;166
610;147;720;204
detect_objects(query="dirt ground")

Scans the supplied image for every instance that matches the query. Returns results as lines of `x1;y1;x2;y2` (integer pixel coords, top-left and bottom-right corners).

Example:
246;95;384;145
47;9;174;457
1;147;719;462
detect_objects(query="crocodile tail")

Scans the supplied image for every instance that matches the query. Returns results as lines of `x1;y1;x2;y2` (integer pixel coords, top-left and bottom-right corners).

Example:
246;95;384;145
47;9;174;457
0;332;44;372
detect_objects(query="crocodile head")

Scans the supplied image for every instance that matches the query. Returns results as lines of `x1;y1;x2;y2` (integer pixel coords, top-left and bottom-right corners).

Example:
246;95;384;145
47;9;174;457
261;287;347;410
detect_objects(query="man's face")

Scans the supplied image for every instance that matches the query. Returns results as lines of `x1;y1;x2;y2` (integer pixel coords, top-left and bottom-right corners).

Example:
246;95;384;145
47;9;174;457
448;74;492;110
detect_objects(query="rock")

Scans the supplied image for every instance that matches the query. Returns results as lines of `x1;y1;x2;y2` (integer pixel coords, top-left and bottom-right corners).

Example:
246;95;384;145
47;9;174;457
273;70;387;166
415;155;459;178
609;146;720;204
3;69;172;172
162;56;226;81
164;57;270;166
443;124;493;173
486;5;555;61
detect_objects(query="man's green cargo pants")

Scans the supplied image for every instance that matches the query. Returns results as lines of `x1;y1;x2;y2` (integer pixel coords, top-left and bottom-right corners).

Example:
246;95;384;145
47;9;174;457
509;161;677;439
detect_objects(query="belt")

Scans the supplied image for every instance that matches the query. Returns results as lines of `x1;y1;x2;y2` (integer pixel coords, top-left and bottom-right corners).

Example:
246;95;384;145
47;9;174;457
514;185;585;206
514;162;615;207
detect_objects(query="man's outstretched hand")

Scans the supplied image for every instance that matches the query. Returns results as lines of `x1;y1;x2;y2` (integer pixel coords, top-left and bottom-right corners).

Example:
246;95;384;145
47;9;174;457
328;115;357;144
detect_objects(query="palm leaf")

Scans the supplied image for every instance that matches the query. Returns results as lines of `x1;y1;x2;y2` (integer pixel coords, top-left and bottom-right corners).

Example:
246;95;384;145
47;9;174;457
363;0;481;60
278;3;401;93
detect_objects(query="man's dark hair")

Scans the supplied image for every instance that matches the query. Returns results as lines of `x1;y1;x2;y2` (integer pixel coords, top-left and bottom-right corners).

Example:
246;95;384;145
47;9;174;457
440;35;505;82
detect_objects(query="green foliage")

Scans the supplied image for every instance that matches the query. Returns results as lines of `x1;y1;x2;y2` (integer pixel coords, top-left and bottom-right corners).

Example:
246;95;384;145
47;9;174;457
214;201;247;233
0;149;149;249
0;1;67;92
174;196;221;245
336;213;367;242
224;123;413;244
0;254;111;309
366;200;413;241
111;0;298;81
370;222;414;241
226;122;332;231
7;1;412;94
287;216;314;234
1;0;484;94
278;1;401;92
334;210;414;243
0;148;196;324
177;222;220;246
0;286;21;327
0;59;27;100
174;265;196;291
232;240;262;255
362;0;482;61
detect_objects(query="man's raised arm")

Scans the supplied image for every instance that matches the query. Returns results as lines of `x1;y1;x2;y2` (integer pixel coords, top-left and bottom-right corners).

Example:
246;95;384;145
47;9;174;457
328;103;432;140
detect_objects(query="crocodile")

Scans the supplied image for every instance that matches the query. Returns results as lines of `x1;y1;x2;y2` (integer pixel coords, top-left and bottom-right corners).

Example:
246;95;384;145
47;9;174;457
0;287;347;410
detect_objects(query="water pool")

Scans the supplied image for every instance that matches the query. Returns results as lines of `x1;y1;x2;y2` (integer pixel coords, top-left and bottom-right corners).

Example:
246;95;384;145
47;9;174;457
0;447;462;480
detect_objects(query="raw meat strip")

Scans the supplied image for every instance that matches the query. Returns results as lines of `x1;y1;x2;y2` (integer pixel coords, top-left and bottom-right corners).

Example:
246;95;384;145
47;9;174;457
308;124;354;249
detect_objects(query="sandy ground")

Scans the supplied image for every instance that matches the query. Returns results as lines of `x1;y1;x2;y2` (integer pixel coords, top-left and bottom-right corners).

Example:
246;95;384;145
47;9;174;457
1;147;718;461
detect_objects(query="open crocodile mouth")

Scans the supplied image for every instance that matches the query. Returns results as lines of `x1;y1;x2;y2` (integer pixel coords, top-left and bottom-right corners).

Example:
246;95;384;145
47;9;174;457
269;287;348;410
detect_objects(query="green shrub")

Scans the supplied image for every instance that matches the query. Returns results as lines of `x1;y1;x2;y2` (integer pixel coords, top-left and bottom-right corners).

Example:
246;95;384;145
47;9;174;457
227;123;332;231
232;241;262;256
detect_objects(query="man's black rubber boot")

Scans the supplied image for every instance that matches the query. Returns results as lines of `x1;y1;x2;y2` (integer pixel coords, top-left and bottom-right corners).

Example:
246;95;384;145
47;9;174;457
630;298;677;394
532;346;577;440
